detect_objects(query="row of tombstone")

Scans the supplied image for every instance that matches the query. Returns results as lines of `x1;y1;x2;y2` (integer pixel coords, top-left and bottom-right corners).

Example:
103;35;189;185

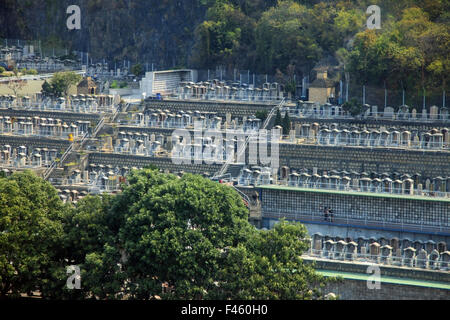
0;115;89;138
296;123;449;149
7;94;116;112
83;164;215;194
115;131;165;156
57;189;88;203
136;108;263;132
238;167;272;186
316;128;448;149
171;132;269;164
311;234;450;270
295;102;449;121
0;144;58;168
278;167;450;196
132;109;223;130
177;81;284;101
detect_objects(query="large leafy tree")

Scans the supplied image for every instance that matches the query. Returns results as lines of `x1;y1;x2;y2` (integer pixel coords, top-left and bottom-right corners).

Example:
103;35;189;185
0;169;329;300
212;220;327;299
131;64;144;77
48;71;82;97
191;1;255;69
0;171;65;298
77;168;329;300
347;6;449;99
110;169;254;299
255;1;322;75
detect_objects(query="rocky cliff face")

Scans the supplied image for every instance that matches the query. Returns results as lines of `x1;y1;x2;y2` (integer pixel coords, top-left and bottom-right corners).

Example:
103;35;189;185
1;0;209;68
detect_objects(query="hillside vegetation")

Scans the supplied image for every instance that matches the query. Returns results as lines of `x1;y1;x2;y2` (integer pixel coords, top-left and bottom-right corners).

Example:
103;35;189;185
1;0;448;96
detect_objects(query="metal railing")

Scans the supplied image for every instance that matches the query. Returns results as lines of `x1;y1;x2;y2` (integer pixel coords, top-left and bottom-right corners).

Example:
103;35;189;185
171;93;288;103
0;130;86;140
238;180;450;199
0;104;115;113
291;135;450;151
213;98;285;179
303;248;450;271
43;144;73;180
291;110;450;123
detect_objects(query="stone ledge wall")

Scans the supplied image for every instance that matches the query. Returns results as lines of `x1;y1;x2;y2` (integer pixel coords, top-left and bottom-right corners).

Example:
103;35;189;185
259;187;450;230
323;278;449;300
0;109;101;122
87;152;222;175
291;117;450;131
303;257;450;282
146;99;275;118
0;134;71;150
279;144;450;177
304;258;450;299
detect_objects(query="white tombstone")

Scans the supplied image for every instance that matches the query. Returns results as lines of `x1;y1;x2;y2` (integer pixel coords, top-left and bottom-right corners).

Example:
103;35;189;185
384;107;394;119
430;106;439;120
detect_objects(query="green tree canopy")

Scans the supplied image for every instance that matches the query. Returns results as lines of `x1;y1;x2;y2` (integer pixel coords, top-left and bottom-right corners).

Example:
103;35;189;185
274;109;282;127
282;111;291;135
0;171;65;298
212;219;327;299
109;169;254;299
49;71;83;97
131;63;144;77
1;169;329;300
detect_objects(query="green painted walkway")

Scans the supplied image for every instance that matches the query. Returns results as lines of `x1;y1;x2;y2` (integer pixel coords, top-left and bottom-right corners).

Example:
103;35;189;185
316;269;450;290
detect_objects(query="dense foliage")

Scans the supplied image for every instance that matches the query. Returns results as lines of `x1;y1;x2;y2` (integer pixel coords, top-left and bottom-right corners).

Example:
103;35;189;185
2;0;448;95
41;71;82;97
0;171;66;298
0;170;328;300
192;0;449;95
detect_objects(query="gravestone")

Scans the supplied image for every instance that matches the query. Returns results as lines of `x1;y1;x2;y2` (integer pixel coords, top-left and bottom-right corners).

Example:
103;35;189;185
295;124;302;137
429;249;440;270
360;246;367;259
323;240;335;259
393;248;403;266
422;108;427;120
437;242;447;253
380;245;393;264
369;242;381;263
403;247;416;267
416;249;428;269
402;239;412;250
430;106;439;120
390;237;400;251
440;107;448;120
440;251;450;271
413;240;423;252
371;105;378;118
313;239;322;256
334;240;347;260
312;233;323;256
346;242;357;261
384;107;394;119
425;240;436;254
290;129;296;142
